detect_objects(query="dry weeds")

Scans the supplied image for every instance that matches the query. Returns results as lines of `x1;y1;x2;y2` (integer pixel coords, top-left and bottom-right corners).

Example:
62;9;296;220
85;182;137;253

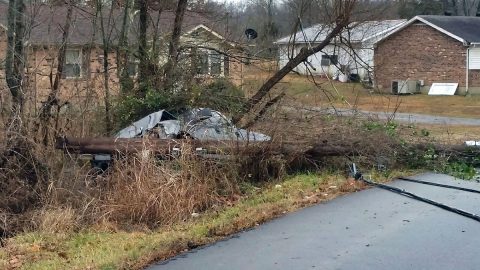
99;146;240;227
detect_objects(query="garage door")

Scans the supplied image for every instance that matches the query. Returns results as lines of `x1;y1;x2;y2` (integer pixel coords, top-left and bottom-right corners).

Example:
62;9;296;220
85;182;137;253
469;48;480;70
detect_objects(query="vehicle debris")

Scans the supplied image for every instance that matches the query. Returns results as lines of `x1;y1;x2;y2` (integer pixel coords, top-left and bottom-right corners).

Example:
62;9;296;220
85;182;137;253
116;108;271;141
57;108;271;169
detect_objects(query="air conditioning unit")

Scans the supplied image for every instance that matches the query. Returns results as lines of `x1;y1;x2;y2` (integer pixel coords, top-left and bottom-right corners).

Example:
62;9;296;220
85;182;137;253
391;80;420;95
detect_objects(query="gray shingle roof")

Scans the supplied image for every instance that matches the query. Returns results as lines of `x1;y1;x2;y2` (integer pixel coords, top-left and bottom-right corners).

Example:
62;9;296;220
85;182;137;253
376;15;480;45
0;3;221;46
275;20;406;45
419;15;480;44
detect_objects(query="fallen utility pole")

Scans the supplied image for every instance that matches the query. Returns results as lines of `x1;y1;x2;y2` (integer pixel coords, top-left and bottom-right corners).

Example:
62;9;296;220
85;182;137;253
55;137;480;162
56;137;264;156
55;137;359;159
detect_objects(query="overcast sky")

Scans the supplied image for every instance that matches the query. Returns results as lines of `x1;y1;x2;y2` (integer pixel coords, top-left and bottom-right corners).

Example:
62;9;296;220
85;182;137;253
214;0;284;5
214;0;250;4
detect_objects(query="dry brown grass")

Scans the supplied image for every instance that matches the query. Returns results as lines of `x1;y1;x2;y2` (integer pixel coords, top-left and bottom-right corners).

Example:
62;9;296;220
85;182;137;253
99;147;240;227
30;207;79;234
243;71;480;118
0;139;242;236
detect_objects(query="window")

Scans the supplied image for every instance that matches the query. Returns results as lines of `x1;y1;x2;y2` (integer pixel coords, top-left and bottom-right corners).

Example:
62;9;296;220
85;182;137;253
223;55;230;76
64;49;82;78
126;56;139;77
195;50;224;76
210;52;222;75
321;55;330;66
329;55;338;65
126;62;137;77
320;54;338;67
469;48;480;70
197;52;209;75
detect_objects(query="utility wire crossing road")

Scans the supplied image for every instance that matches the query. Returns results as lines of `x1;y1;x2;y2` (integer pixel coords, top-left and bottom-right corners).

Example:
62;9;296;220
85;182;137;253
147;173;480;270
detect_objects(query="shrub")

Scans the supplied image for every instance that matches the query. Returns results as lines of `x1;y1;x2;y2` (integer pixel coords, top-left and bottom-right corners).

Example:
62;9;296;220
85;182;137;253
114;79;244;130
114;89;189;129
191;79;245;115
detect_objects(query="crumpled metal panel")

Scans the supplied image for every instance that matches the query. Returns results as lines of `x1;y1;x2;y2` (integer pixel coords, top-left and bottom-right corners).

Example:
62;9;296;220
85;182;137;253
115;108;270;142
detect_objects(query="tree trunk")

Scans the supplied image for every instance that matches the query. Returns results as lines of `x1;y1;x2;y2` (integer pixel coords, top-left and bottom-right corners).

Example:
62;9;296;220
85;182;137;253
39;2;73;145
138;0;149;95
151;7;165;62
99;1;115;134
117;0;131;80
5;0;25;124
163;0;188;90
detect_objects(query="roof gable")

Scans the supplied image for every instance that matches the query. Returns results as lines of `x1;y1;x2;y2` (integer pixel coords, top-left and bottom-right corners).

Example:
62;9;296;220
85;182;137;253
182;24;234;48
376;15;480;46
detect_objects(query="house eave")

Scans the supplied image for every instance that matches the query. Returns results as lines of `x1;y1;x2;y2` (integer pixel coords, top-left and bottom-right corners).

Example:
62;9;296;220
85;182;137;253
375;16;467;45
362;21;408;43
184;24;236;48
275;40;362;46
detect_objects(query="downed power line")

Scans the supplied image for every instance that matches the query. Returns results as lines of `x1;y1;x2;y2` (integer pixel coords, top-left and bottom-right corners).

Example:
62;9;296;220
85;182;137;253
350;164;480;223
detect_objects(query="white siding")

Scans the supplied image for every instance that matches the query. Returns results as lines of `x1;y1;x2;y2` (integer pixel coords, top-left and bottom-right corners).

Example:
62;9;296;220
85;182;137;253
469;48;480;70
277;43;373;80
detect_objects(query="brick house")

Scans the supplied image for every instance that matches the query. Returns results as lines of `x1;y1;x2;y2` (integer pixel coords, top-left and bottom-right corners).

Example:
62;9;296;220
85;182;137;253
0;3;245;113
374;15;480;95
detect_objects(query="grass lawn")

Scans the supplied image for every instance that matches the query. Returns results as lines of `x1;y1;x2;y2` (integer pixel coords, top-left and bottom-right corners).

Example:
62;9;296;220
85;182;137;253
242;72;479;144
414;124;480;144
243;73;480;119
0;171;409;270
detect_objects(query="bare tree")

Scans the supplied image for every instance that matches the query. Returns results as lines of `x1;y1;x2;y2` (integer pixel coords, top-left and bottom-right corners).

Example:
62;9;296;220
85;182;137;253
400;0;480;17
38;1;74;145
117;0;132;81
98;0;116;133
233;0;358;124
163;0;189;90
5;0;26;129
137;0;149;95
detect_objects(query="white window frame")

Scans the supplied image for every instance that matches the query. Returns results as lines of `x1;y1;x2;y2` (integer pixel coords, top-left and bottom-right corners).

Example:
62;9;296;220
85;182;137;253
64;48;83;79
196;49;224;77
469;48;480;70
126;56;139;78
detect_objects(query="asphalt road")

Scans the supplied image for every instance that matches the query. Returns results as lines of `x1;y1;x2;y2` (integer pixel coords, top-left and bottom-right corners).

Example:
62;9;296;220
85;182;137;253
332;109;480;126
147;173;480;270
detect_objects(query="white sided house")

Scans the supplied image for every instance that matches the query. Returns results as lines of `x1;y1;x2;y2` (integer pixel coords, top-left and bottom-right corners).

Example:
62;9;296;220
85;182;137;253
275;20;406;81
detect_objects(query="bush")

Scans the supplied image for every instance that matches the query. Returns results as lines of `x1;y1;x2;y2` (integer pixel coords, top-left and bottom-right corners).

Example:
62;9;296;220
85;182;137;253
114;79;244;130
191;79;245;115
114;89;189;129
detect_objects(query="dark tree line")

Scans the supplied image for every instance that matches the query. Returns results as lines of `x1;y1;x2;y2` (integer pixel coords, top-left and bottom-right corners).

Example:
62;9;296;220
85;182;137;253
397;0;480;18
